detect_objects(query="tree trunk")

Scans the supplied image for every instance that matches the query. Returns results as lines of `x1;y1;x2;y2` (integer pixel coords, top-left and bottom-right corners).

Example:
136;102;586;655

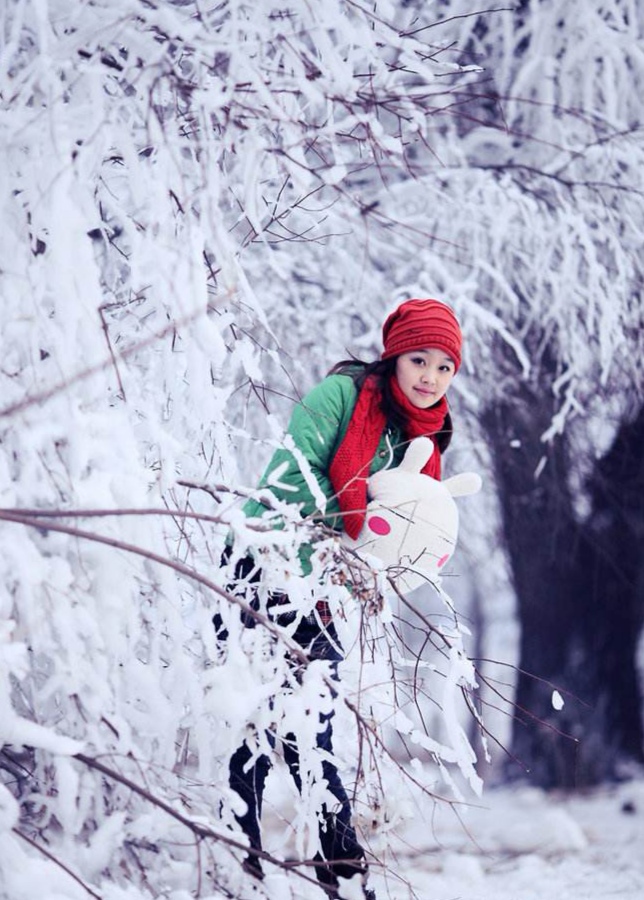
482;397;644;788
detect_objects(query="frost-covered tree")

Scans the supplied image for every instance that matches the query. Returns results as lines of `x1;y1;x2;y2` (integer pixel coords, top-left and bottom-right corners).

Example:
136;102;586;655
450;0;644;787
354;0;644;786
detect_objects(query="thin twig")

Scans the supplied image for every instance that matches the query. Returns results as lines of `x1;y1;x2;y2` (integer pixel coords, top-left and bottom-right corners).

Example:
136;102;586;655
98;304;127;399
400;6;513;38
12;827;102;900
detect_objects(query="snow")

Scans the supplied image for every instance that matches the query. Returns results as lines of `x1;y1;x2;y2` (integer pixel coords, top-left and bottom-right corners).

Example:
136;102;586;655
257;777;644;900
395;782;644;900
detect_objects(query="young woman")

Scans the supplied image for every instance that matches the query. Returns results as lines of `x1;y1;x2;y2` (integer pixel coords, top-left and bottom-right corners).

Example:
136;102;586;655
223;298;462;899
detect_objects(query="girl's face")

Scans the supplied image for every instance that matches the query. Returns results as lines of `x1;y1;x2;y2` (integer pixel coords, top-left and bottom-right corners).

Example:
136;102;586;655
395;348;456;408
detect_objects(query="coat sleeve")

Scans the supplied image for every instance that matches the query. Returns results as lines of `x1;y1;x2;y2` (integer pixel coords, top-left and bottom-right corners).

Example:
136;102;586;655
251;375;355;527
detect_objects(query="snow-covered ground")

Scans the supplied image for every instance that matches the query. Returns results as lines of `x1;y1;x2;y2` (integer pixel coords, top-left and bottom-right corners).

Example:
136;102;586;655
382;780;644;900
255;776;644;900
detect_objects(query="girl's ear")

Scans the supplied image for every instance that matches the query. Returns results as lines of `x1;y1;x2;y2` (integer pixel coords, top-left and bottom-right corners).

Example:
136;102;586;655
443;472;482;497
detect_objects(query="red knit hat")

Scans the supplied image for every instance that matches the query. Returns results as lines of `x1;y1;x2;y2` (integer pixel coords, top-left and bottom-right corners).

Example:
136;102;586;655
381;298;462;370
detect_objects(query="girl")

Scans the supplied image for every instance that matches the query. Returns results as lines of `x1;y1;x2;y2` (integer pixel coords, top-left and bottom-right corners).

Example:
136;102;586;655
223;298;462;898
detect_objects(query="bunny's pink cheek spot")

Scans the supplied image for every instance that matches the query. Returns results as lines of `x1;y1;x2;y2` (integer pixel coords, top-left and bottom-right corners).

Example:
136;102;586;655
438;554;450;568
368;516;391;536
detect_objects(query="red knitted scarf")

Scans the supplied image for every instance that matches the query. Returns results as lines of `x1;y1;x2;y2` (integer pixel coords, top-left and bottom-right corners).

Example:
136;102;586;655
329;375;448;539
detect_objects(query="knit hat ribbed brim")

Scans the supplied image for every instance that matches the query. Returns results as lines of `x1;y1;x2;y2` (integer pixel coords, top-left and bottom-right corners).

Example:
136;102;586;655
381;298;462;370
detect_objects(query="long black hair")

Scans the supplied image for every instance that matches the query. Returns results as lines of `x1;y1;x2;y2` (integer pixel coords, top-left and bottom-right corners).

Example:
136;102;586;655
328;356;453;453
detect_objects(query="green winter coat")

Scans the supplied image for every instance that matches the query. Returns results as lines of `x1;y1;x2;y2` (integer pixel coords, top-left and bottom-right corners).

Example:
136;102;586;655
243;373;407;531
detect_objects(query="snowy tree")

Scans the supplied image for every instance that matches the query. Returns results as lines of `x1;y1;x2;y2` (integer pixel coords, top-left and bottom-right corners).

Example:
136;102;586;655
376;0;644;786
0;2;487;898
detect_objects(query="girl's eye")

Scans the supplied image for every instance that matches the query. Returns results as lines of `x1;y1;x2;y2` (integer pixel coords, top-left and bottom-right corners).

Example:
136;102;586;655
412;357;425;366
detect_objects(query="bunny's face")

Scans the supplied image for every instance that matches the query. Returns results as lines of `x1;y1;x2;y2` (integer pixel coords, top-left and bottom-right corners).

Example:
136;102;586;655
364;509;454;571
357;484;460;592
342;437;482;594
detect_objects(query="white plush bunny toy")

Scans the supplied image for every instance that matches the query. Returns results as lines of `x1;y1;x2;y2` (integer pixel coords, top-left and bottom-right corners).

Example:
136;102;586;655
343;436;482;594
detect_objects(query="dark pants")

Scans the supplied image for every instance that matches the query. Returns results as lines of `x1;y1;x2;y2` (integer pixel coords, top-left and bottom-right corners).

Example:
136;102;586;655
219;553;367;890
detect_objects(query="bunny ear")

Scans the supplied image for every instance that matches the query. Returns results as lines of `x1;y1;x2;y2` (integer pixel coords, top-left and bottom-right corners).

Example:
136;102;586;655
399;436;434;473
444;472;483;497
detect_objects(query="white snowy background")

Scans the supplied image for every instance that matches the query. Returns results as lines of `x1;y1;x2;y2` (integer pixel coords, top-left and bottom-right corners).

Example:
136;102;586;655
1;1;643;899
